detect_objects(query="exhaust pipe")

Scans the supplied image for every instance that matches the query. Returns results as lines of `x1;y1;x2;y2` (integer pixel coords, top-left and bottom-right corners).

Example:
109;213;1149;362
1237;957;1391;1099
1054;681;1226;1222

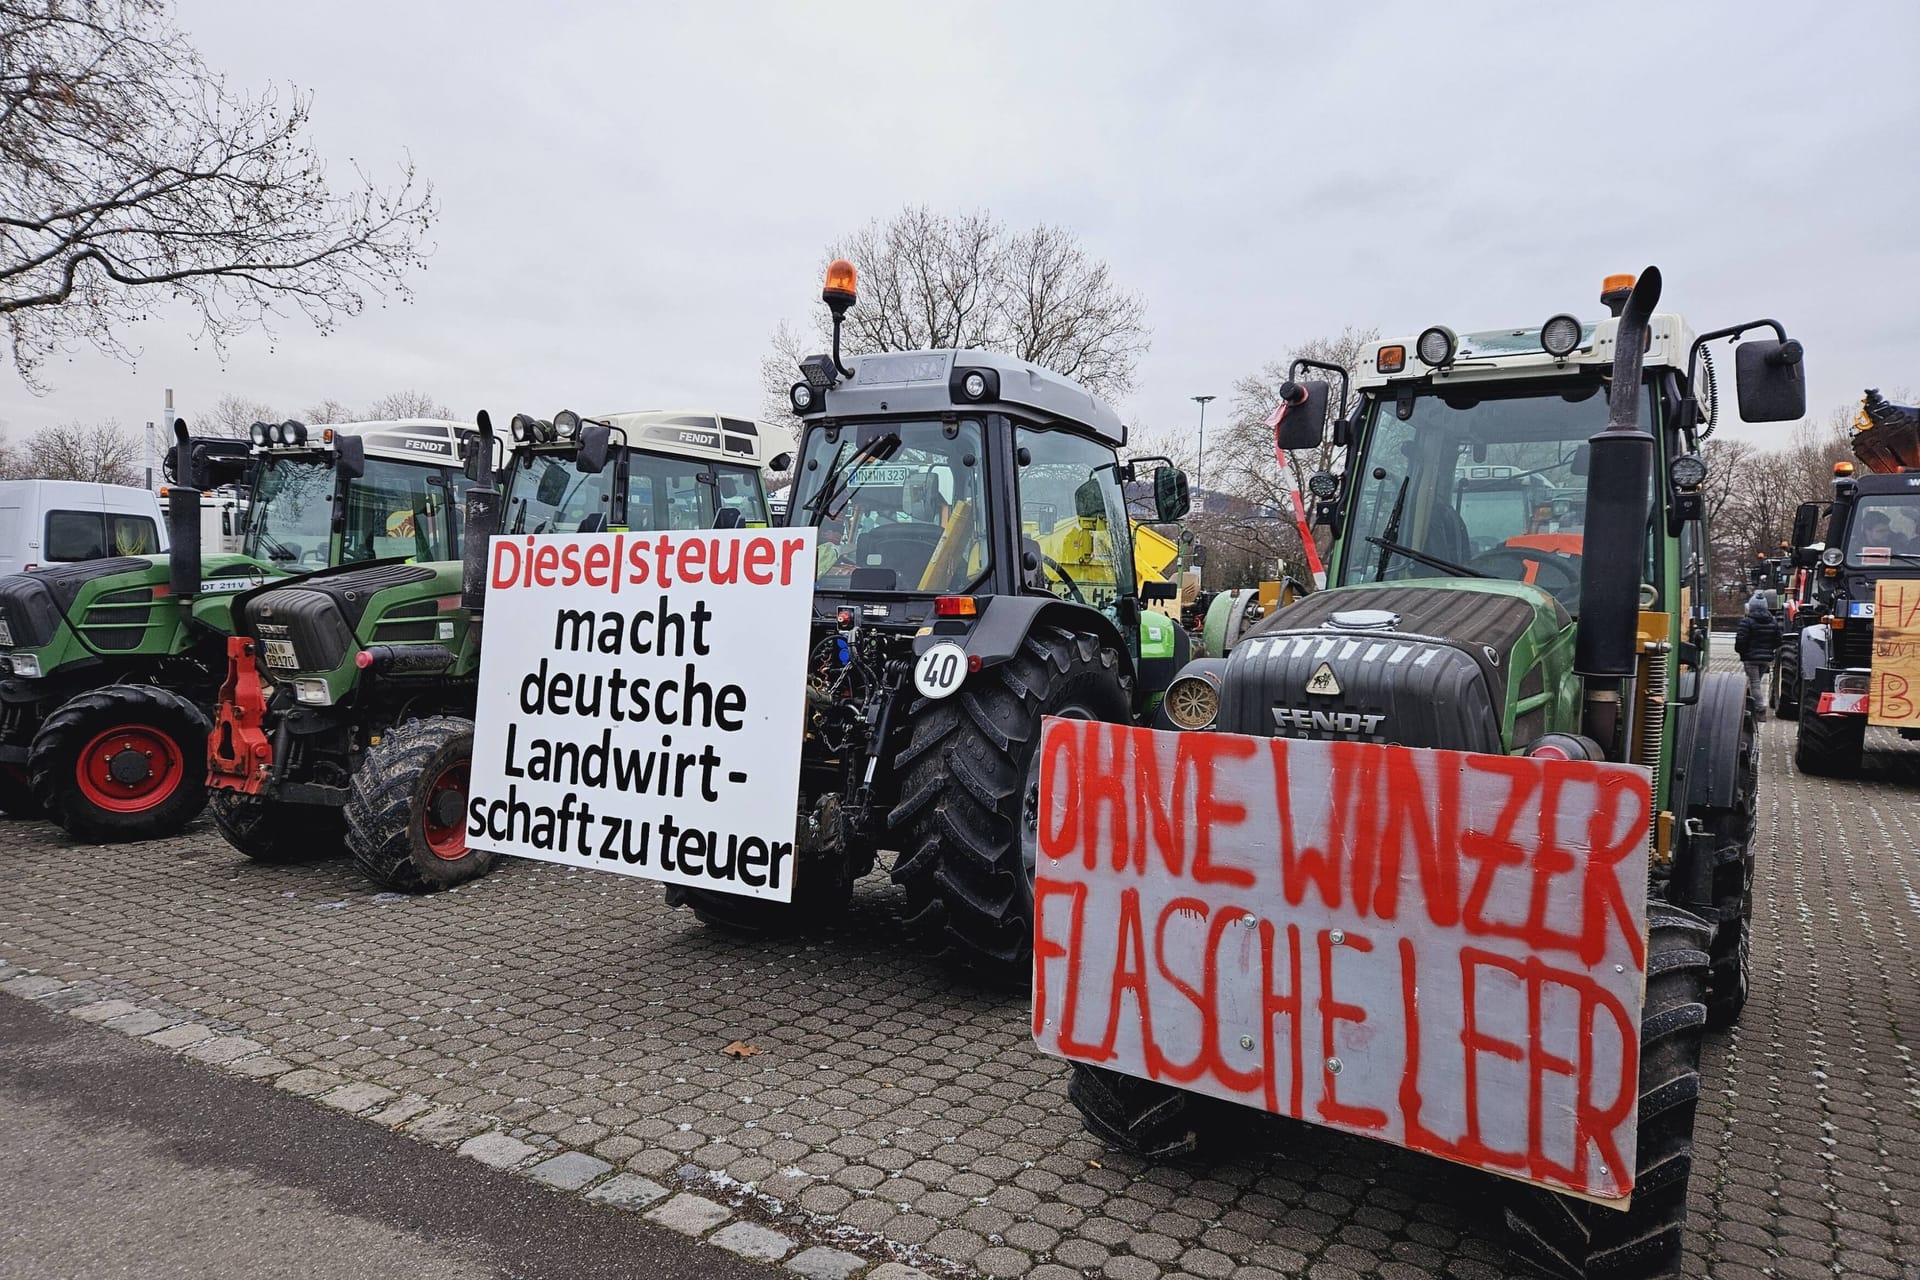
1575;268;1661;758
461;410;500;617
166;419;203;597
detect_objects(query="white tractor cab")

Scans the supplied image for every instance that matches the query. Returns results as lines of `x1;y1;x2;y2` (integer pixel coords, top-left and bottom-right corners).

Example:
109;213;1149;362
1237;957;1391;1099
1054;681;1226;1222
498;409;791;537
0;480;168;575
242;418;499;569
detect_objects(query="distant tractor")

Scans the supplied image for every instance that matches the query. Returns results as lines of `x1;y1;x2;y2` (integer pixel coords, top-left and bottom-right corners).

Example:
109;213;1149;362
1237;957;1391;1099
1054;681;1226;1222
1050;270;1806;1279
665;260;1193;981
1787;390;1920;775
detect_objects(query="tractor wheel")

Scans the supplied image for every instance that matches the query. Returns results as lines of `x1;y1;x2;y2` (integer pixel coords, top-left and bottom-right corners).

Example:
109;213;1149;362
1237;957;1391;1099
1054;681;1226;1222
0;764;42;818
28;686;209;843
1067;1063;1236;1160
346;717;494;893
1504;901;1711;1280
890;624;1129;984
1702;703;1758;1029
1794;697;1864;777
1772;658;1799;720
209;791;346;863
669;794;857;932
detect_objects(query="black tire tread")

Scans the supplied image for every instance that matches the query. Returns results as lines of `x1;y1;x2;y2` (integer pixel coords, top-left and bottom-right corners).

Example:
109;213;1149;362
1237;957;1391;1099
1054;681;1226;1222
1704;703;1757;1028
1794;696;1864;777
1067;1064;1234;1161
0;765;42;818
27;685;210;842
888;624;1127;983
208;791;345;863
344;716;491;893
1504;901;1711;1280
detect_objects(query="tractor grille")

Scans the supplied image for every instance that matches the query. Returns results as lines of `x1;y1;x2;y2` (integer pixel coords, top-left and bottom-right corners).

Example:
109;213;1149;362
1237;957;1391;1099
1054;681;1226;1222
1834;624;1876;670
237;563;436;675
81;586;156;651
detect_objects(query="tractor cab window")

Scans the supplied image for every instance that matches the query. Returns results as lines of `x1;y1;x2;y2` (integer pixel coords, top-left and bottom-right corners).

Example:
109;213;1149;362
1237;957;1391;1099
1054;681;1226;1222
245;458;335;567
505;452;766;535
1014;425;1131;609
790;418;989;593
340;458;469;564
1340;382;1652;611
1845;497;1920;565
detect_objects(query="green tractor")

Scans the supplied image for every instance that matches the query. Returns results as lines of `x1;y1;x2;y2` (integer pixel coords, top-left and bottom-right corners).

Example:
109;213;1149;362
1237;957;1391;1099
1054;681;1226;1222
206;409;787;892
665;260;1193;981
0;417;477;842
1058;269;1807;1278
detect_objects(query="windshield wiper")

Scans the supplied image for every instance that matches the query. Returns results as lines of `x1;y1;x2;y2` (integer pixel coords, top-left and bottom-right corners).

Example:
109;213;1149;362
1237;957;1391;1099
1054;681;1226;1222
1365;535;1487;580
1373;477;1410;582
807;433;900;524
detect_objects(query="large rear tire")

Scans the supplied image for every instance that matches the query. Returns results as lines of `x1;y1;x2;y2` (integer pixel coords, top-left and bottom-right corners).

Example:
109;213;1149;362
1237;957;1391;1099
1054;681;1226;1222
1794;696;1864;777
209;791;346;863
0;763;42;818
1703;702;1758;1029
28;686;209;843
1067;1064;1239;1160
889;624;1129;985
345;717;494;892
1504;902;1711;1280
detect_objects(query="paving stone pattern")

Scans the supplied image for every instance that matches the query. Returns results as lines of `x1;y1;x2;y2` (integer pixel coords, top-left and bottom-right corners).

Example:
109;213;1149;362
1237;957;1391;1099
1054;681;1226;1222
1;701;1916;1278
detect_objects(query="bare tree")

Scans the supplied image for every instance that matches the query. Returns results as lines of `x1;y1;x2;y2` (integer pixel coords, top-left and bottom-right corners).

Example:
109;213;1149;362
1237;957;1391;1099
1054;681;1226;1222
300;397;353;425
762;206;1149;422
0;0;437;389
363;388;453;421
20;418;141;482
202;392;277;438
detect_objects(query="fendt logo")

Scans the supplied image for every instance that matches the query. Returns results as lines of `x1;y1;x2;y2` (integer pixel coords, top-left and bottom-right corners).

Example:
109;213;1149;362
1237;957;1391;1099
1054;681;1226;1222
1271;706;1387;736
678;431;718;447
402;439;450;454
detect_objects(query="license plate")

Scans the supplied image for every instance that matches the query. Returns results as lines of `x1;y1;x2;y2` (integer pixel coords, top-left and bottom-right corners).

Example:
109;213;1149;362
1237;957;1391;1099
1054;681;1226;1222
262;638;299;670
0;617;11;646
1850;601;1876;619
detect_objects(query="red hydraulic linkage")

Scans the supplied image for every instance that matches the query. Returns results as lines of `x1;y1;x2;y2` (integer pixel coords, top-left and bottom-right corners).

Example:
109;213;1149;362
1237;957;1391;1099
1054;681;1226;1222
206;635;272;794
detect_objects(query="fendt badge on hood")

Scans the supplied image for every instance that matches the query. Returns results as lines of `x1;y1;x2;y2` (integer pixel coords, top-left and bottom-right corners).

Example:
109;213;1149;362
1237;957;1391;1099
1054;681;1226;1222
1271;706;1387;736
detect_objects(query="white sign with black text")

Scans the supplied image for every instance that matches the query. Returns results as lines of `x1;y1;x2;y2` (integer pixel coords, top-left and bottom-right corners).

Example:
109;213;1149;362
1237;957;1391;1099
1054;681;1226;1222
466;528;816;901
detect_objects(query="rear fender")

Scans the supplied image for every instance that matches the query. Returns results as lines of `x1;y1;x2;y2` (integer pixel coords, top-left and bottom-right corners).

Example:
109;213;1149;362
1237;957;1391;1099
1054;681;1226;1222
1676;670;1749;815
915;596;1134;685
1798;623;1830;681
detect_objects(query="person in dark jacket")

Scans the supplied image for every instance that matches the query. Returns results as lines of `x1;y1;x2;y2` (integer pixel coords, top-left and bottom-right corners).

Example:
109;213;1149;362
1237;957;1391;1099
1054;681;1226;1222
1734;592;1783;718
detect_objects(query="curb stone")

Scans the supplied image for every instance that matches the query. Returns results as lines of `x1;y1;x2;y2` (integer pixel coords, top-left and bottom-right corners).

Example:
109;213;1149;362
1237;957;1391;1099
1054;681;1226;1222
5;979;954;1280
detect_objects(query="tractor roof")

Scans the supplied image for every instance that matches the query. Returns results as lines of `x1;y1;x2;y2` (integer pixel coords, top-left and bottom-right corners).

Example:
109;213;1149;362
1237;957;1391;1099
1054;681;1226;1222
810;348;1126;447
1355;312;1701;393
597;410;794;468
326;418;474;467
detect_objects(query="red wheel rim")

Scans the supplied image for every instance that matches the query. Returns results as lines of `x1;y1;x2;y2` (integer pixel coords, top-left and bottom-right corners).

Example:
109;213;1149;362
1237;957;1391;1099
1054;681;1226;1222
76;724;184;813
421;759;469;860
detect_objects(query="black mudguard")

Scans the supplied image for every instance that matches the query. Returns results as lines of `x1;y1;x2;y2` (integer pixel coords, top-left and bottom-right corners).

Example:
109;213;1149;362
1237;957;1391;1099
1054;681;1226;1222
1671;670;1749;910
914;595;1135;683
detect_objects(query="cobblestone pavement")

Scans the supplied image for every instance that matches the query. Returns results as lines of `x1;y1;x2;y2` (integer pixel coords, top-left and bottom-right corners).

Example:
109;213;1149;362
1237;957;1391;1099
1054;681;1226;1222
2;709;1917;1280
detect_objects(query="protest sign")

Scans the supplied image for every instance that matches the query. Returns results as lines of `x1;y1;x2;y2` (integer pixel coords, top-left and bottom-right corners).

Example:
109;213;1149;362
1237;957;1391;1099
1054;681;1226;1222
1869;579;1920;728
1031;718;1651;1203
467;528;814;901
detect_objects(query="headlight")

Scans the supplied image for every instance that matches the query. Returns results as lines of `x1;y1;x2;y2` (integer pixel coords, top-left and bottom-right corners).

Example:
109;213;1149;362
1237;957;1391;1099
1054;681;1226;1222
250;422;271;447
1416;325;1457;368
2;653;40;679
1836;671;1871;696
1820;547;1844;568
1164;674;1220;730
1541;313;1583;358
1307;471;1340;501
790;382;814;413
1669;454;1708;489
554;409;581;438
962;371;988;399
292;677;332;706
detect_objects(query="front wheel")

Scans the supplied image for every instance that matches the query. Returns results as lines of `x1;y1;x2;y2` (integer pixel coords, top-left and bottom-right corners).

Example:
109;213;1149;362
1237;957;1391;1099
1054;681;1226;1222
0;763;42;819
1067;1064;1239;1160
889;624;1129;984
1794;697;1864;777
345;717;494;892
209;791;346;863
1504;902;1711;1280
28;686;209;843
1703;702;1758;1029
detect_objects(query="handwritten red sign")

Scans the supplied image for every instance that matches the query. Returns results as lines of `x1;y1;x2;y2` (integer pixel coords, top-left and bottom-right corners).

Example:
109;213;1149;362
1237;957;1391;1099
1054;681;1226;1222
1031;718;1651;1203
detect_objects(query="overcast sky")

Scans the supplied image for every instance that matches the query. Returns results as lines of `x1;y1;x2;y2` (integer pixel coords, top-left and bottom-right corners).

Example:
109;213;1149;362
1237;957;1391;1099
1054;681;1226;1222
4;0;1915;457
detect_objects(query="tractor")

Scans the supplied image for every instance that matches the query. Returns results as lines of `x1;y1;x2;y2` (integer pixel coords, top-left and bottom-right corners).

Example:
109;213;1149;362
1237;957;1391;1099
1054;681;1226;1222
1053;269;1807;1278
205;409;786;892
663;260;1193;982
1786;390;1920;774
0;417;478;841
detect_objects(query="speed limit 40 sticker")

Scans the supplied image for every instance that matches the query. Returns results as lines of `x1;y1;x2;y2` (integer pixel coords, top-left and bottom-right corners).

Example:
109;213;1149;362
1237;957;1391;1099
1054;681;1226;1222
914;641;968;700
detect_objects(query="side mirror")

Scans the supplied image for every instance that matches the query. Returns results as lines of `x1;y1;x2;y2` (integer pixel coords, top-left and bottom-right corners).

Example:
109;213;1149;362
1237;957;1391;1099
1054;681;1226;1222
1571;443;1591;477
1141;578;1178;602
536;464;569;507
712;506;745;530
1789;502;1821;564
1153;465;1191;522
1735;338;1807;423
1272;380;1331;451
335;434;366;482
1074;477;1108;520
769;451;793;472
575;424;610;476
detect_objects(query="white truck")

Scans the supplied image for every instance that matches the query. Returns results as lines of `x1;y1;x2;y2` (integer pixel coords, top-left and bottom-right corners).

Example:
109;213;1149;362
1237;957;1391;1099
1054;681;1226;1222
0;480;168;576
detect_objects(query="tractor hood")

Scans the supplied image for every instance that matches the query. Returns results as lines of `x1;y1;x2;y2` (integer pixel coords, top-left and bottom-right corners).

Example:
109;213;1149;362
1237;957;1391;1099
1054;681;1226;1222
236;560;453;678
0;557;158;651
1216;579;1570;753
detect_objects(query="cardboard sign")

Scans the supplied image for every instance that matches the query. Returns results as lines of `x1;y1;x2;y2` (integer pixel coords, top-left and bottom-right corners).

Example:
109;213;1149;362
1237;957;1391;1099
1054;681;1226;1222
467;529;815;900
1870;579;1920;727
1031;719;1651;1203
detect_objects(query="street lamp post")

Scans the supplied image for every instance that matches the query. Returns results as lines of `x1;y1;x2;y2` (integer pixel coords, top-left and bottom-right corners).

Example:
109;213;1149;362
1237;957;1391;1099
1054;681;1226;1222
1191;394;1215;499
